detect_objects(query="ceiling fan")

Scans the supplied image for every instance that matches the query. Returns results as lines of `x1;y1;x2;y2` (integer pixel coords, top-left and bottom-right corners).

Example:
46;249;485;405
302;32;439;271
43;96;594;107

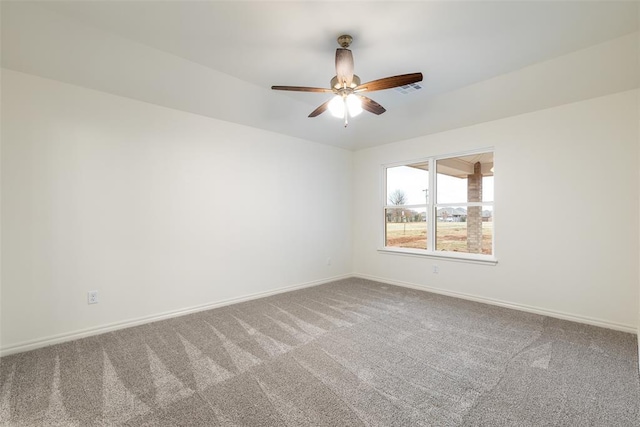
271;35;423;127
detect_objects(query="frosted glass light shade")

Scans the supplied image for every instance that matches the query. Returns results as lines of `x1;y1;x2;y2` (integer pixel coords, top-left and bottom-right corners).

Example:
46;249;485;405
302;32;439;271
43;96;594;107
328;96;344;118
346;94;362;117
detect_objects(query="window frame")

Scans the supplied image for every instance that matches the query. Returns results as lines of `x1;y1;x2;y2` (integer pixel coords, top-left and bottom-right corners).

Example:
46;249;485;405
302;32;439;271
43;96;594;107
379;148;497;265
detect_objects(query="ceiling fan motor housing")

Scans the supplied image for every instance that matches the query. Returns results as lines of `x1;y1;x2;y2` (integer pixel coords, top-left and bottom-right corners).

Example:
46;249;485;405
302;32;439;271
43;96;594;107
331;75;361;91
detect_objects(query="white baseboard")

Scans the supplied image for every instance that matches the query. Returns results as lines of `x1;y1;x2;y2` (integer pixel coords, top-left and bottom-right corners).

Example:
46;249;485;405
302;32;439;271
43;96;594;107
3;272;637;357
354;273;638;334
0;274;351;357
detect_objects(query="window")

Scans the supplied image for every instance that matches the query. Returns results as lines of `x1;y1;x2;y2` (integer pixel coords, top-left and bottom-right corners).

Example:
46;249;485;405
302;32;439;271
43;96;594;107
383;150;494;261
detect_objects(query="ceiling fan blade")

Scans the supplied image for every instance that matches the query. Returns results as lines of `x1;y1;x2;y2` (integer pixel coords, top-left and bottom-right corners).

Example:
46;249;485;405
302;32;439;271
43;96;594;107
308;99;332;117
271;85;333;93
355;72;423;92
358;96;386;115
335;48;354;88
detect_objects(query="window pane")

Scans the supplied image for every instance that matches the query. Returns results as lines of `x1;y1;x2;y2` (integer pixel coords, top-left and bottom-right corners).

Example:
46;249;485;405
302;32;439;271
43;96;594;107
385;207;427;249
386;163;429;206
482;176;494;203
436;152;493;203
436;206;493;255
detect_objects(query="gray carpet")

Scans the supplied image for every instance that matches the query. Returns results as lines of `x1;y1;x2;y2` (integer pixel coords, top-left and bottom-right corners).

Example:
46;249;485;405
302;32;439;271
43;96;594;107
1;278;638;426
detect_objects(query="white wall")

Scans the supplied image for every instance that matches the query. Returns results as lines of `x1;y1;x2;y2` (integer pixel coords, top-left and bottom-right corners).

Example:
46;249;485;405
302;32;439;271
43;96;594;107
1;70;352;352
354;90;639;330
2;69;638;356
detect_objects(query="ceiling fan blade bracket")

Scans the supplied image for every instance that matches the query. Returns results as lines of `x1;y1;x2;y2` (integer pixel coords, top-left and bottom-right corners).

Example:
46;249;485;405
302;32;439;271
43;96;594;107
271;86;333;93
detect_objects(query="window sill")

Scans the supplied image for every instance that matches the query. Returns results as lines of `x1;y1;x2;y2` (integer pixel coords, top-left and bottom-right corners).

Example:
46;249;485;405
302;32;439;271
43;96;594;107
377;247;498;265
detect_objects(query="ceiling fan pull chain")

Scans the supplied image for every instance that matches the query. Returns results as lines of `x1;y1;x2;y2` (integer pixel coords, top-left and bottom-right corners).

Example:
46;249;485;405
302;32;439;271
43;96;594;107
344;99;349;127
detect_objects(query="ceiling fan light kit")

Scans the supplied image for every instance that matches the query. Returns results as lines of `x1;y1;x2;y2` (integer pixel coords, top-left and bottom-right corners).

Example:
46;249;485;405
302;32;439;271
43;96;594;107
271;35;423;127
328;93;363;119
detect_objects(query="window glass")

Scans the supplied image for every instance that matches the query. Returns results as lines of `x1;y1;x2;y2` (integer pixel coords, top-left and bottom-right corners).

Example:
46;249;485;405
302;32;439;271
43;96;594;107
436;206;493;255
436;152;493;204
385;207;427;249
386;164;428;206
384;151;494;259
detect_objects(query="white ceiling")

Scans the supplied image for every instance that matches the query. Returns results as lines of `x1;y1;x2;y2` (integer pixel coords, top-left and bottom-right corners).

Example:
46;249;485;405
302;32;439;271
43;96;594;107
2;1;639;150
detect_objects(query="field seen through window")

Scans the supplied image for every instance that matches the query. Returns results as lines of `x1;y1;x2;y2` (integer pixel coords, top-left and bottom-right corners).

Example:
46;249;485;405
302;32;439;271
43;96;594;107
385;221;493;254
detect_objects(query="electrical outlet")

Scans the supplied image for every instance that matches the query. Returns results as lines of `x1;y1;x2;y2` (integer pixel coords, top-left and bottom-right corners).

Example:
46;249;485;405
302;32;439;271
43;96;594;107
88;291;99;304
433;265;439;274
327;257;332;266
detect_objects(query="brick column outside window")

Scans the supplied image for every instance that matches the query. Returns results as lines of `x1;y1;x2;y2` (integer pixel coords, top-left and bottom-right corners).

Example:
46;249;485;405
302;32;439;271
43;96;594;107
467;162;483;253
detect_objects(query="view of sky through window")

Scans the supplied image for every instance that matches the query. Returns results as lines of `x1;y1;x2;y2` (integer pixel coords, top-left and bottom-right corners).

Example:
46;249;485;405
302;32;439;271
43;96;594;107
386;166;494;205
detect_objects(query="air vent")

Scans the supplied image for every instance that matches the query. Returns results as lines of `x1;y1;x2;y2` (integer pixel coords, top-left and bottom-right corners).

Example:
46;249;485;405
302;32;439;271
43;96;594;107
395;83;422;94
